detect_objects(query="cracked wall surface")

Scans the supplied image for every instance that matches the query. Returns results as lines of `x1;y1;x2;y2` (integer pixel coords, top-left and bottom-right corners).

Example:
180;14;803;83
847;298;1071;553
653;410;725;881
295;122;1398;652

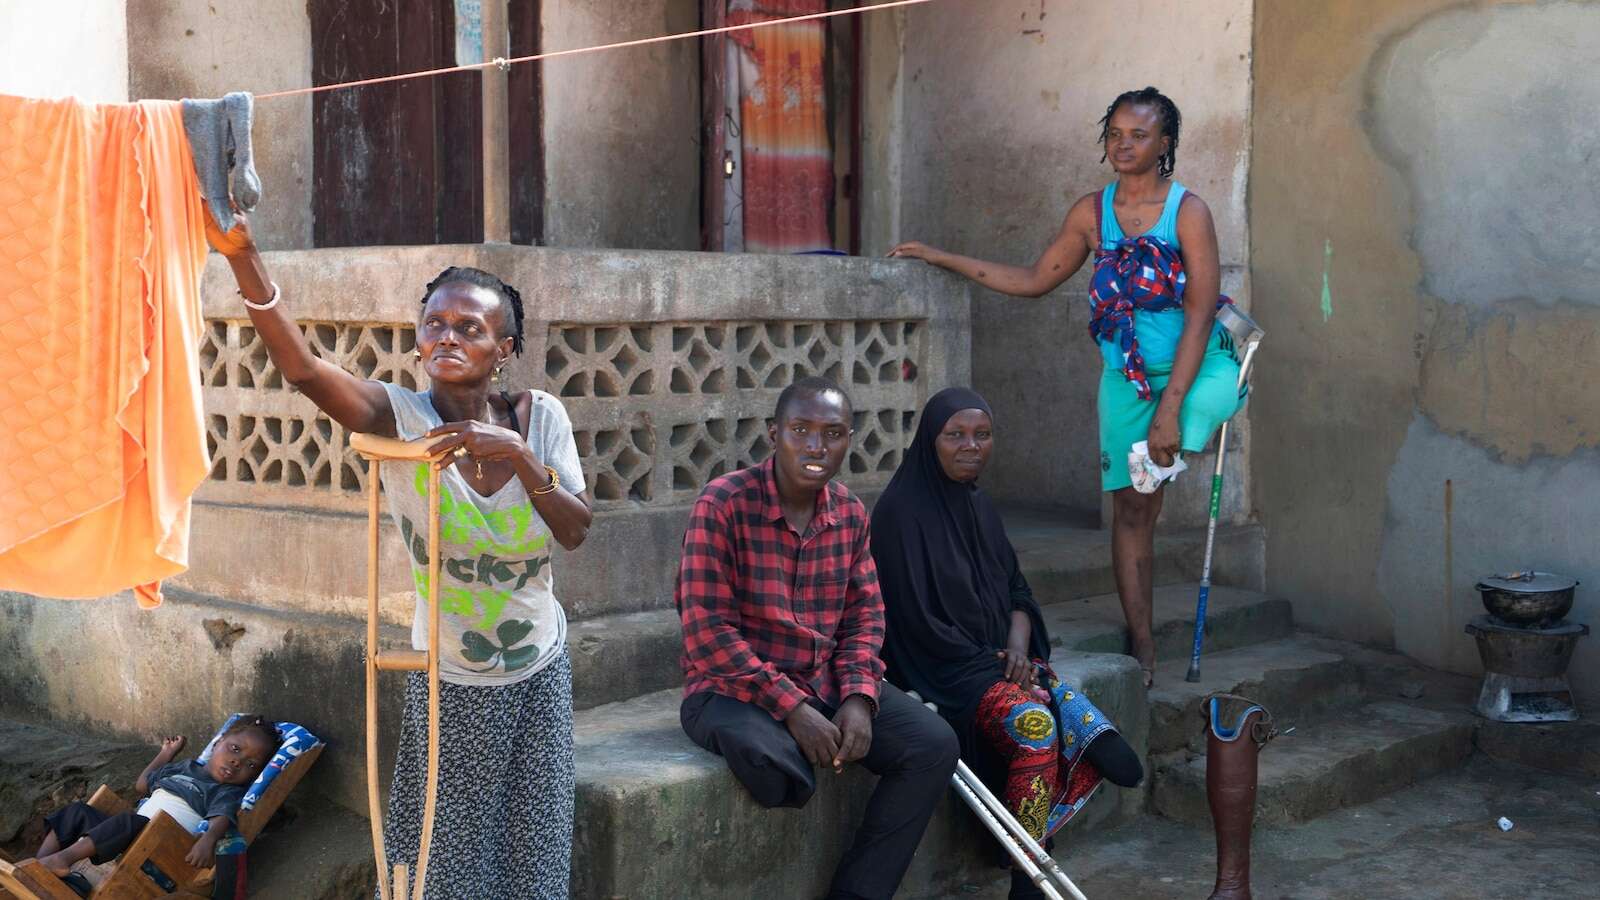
1367;2;1600;310
1251;0;1599;706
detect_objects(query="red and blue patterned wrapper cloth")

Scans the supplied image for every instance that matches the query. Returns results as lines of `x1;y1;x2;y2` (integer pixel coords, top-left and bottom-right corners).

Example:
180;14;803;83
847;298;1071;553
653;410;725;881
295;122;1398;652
1088;235;1233;400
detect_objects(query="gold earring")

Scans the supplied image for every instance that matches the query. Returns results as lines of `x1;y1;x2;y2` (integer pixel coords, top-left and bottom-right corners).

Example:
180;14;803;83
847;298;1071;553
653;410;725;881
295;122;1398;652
413;349;422;361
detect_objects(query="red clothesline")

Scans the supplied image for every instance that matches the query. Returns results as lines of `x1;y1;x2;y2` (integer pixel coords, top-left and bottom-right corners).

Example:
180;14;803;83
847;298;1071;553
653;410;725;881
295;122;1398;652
257;0;934;101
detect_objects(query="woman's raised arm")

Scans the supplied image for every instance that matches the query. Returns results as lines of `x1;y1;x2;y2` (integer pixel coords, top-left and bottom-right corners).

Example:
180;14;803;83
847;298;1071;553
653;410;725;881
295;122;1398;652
205;212;395;437
887;192;1098;298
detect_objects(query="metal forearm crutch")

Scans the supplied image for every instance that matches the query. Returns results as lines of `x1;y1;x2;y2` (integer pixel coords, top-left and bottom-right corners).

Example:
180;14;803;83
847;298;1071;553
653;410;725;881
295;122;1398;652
1184;306;1265;683
951;760;1089;900
352;433;451;900
913;695;1089;900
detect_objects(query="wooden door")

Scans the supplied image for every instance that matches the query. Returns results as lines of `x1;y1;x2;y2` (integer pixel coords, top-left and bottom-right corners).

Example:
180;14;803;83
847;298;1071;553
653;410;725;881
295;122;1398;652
310;0;483;247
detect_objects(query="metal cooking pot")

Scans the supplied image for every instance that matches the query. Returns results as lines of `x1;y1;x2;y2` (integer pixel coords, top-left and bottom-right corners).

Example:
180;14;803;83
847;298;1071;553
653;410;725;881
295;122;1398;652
1476;571;1577;626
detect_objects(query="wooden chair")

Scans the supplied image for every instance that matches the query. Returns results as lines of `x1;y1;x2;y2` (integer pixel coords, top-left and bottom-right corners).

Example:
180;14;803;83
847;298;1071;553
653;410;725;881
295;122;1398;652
0;743;322;900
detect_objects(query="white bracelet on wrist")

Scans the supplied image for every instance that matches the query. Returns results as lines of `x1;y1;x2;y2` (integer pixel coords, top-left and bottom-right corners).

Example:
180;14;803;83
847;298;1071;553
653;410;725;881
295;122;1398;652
240;281;280;311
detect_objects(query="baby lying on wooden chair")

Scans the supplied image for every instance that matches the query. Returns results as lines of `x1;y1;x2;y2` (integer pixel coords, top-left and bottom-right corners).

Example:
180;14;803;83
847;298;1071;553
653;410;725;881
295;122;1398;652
34;717;278;880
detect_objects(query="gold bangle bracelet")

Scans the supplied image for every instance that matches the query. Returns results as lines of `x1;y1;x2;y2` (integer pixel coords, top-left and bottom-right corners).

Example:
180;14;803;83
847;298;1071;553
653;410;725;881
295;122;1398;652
531;465;561;495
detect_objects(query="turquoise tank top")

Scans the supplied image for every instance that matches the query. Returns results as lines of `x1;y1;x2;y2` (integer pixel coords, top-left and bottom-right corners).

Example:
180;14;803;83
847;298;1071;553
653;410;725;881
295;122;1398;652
1096;181;1219;372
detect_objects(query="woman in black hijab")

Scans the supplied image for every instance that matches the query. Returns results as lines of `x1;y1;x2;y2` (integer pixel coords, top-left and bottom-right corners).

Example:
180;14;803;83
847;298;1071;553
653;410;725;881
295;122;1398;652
871;388;1141;899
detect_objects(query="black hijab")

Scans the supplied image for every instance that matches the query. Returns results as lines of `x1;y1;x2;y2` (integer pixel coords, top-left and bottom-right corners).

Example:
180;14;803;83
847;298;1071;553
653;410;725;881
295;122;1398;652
870;388;1050;722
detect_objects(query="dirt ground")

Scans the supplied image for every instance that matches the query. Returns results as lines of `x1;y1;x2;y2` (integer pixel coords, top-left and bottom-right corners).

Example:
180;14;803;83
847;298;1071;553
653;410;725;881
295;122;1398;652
948;756;1600;900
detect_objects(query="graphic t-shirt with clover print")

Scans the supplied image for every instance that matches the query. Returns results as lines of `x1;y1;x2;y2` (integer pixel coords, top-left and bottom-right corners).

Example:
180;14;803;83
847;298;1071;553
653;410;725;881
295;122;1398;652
379;384;586;686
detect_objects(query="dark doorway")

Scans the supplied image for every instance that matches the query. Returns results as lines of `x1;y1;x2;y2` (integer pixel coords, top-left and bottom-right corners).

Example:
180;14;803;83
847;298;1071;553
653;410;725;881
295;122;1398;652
310;0;494;247
700;0;863;254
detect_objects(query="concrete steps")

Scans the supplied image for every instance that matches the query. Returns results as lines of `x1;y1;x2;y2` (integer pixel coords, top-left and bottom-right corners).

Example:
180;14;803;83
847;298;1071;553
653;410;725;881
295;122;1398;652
1011;756;1600;900
1041;583;1292;662
1145;636;1364;755
570;652;1147;900
1005;513;1265;605
567;608;681;710
1151;700;1477;826
562;519;1270;710
1139;630;1486;832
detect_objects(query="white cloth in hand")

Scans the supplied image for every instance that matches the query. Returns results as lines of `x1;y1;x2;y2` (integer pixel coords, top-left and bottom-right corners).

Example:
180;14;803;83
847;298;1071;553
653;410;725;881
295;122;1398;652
1128;440;1188;494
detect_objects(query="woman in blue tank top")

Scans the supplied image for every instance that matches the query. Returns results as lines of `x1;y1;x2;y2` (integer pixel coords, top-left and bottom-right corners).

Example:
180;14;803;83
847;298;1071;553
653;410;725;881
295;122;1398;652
888;87;1242;688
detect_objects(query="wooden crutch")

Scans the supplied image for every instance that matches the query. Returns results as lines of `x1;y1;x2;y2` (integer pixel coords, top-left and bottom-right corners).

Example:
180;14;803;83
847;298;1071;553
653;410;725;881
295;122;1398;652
351;433;452;900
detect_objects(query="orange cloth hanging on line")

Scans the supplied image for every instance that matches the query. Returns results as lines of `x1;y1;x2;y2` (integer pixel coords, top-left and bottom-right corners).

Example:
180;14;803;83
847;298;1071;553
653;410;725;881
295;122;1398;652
0;95;210;608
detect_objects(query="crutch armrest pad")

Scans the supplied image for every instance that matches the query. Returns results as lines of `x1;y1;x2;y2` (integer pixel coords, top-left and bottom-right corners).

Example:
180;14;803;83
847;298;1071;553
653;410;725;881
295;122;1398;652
351;432;446;462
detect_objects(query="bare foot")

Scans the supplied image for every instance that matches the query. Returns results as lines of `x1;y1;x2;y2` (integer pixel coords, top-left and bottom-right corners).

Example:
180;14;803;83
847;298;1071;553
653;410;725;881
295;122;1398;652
36;850;73;877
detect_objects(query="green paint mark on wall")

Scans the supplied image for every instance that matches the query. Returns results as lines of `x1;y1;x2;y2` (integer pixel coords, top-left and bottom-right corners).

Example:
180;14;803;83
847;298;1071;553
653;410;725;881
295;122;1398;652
1320;239;1334;323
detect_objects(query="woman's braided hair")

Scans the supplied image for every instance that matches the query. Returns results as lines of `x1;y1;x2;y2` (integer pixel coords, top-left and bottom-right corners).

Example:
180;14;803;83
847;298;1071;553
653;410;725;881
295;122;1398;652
1097;86;1182;178
419;267;526;356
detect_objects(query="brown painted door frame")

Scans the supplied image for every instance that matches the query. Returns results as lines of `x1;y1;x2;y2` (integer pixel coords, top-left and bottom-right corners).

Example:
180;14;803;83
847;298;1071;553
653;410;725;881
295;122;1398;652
508;0;544;245
699;0;729;252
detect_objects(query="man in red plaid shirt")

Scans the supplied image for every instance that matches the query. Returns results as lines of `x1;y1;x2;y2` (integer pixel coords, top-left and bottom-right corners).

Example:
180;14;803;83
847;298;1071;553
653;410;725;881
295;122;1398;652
677;376;959;900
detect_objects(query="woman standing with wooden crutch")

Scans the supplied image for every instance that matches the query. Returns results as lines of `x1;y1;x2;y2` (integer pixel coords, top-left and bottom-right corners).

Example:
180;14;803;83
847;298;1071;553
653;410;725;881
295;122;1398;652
206;212;592;900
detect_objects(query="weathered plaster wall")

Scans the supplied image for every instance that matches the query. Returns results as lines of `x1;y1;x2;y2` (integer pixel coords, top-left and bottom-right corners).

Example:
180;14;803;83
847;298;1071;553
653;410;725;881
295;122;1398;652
541;0;701;250
890;0;1254;519
125;0;314;252
0;589;407;814
0;0;128;102
1250;0;1599;707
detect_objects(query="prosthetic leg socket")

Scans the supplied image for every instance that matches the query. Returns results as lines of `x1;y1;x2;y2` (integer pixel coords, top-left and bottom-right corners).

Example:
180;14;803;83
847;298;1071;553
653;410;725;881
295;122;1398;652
1203;694;1276;900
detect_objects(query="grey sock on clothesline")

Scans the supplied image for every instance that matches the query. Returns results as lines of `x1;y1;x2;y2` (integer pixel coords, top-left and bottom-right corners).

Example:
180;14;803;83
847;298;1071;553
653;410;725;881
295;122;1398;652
180;91;261;233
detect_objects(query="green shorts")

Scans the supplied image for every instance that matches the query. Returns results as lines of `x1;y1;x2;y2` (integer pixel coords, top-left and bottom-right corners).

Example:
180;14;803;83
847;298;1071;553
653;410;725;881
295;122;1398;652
1097;330;1243;492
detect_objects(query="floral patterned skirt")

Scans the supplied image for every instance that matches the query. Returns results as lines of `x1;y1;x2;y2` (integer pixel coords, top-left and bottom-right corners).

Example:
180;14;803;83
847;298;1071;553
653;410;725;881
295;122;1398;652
381;653;574;899
974;663;1115;840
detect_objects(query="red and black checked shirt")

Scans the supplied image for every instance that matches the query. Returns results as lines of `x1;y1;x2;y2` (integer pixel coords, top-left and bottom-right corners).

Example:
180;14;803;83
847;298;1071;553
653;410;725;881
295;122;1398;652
676;457;886;721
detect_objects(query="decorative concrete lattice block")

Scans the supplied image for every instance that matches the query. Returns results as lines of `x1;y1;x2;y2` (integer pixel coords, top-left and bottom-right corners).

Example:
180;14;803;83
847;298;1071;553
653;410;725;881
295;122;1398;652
200;320;422;504
545;318;925;509
200;316;927;511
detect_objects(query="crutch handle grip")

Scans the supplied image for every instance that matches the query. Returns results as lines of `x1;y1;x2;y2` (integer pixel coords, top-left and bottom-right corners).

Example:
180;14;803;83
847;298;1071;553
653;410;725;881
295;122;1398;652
351;432;449;463
375;649;430;672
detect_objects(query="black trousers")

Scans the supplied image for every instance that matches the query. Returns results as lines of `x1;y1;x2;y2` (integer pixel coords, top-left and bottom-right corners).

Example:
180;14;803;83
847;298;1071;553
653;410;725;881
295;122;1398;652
45;803;149;864
681;682;959;900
